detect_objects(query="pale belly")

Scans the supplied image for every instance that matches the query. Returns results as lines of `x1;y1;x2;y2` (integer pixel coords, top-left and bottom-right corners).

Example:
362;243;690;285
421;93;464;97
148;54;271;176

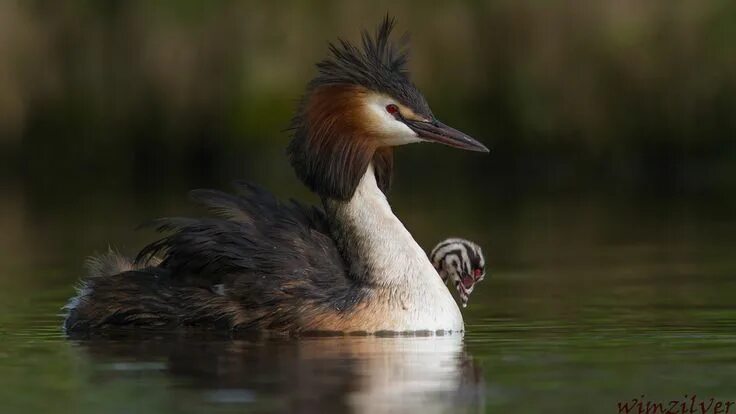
309;281;465;334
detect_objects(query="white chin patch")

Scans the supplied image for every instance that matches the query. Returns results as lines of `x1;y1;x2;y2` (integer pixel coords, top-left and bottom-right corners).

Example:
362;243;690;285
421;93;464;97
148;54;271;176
364;95;423;146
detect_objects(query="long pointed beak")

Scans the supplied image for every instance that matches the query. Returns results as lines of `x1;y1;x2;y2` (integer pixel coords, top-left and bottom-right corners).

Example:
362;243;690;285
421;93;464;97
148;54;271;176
405;119;489;153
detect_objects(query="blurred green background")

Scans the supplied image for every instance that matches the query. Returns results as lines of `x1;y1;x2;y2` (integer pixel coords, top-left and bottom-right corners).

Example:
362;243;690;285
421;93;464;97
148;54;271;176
2;0;735;194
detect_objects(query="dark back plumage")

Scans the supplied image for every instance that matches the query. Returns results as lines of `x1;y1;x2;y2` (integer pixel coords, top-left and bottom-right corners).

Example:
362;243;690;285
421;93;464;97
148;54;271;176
137;184;339;279
139;183;368;312
64;183;368;332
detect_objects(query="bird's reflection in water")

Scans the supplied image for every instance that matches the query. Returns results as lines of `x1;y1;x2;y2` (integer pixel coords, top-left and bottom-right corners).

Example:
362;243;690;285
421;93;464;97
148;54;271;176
70;332;484;413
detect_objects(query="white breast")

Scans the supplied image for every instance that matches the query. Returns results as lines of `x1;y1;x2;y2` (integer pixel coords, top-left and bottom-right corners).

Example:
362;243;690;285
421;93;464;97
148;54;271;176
328;164;464;333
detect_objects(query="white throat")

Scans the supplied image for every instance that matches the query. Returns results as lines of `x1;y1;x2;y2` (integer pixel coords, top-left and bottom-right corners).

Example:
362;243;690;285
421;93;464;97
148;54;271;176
324;164;464;332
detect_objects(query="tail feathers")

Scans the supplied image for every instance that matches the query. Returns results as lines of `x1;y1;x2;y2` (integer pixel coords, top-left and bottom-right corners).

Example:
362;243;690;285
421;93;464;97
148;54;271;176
63;269;244;332
63;250;165;332
85;249;160;278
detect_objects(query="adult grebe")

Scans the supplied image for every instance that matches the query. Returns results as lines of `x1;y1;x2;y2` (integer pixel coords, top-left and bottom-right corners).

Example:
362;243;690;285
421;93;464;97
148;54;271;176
64;17;488;334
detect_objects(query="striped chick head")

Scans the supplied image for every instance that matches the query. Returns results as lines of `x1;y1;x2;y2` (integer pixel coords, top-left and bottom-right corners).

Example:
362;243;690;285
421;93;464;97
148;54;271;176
430;238;486;307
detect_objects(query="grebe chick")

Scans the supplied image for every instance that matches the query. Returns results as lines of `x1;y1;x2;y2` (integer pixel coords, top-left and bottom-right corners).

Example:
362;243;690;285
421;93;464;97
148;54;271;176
430;239;486;308
63;17;489;335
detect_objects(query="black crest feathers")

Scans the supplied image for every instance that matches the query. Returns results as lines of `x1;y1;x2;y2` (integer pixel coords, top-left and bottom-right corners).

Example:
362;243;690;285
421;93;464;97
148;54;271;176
310;15;430;117
317;16;409;90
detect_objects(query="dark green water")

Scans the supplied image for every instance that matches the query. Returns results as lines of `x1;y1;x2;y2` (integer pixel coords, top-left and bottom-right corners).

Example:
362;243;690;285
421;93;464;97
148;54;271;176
1;190;735;413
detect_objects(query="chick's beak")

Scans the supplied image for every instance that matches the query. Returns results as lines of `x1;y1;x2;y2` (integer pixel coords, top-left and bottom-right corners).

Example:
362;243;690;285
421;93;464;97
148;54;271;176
405;118;489;153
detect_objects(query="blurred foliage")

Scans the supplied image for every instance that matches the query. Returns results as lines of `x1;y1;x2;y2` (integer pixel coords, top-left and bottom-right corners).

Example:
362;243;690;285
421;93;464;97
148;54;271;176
0;0;735;198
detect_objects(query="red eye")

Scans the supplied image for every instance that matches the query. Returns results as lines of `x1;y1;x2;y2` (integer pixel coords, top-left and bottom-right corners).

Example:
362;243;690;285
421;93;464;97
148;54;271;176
386;104;399;115
473;268;483;277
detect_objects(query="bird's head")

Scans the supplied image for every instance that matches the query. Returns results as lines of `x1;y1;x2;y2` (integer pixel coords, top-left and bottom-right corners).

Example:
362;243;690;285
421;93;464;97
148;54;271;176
288;16;488;200
430;238;486;308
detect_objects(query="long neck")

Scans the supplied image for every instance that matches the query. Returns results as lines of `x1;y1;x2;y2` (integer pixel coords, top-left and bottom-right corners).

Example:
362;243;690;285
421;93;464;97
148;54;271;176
323;164;439;288
323;163;464;332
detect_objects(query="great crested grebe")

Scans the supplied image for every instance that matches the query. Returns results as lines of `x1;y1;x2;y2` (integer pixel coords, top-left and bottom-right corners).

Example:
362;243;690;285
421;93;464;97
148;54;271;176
63;17;488;334
430;239;486;308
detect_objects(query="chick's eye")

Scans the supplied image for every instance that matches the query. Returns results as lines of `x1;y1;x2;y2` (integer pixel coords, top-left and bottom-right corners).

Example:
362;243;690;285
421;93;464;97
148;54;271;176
386;104;399;115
